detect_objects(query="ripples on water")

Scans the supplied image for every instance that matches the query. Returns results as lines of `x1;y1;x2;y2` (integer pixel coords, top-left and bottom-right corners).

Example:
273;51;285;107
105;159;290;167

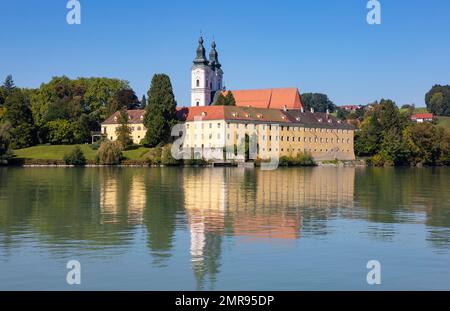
0;167;450;290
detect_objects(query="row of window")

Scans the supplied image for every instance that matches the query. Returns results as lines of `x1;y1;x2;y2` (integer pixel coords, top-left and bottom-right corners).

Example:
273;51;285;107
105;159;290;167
103;126;145;134
186;133;351;144
186;122;350;134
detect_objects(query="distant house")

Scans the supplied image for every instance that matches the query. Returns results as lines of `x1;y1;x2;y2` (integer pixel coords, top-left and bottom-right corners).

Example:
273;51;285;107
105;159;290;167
339;105;362;111
411;113;434;123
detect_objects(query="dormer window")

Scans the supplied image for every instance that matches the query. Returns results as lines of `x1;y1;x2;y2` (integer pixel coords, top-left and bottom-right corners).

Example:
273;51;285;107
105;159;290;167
201;112;207;117
318;118;323;123
296;117;301;121
257;114;263;119
245;113;250;118
232;112;238;117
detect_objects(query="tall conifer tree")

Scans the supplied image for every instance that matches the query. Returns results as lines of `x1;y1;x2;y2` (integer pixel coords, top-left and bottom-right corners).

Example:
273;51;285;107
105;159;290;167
143;74;177;147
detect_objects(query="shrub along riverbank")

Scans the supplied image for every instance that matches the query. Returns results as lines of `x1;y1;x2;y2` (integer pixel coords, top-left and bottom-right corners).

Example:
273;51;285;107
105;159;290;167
8;143;208;166
8;144;320;167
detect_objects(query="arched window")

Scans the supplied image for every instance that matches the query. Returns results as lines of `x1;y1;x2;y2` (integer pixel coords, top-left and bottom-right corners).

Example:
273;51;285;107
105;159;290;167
196;79;200;87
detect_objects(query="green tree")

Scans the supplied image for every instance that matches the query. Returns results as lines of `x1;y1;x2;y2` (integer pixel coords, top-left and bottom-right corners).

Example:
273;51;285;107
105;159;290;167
63;146;86;165
425;85;450;116
3;89;36;149
115;107;133;149
380;99;403;131
0;122;12;161
355;115;382;156
213;91;236;106
45;119;78;145
0;88;5;107
379;128;409;166
301;93;336;112
336;108;350;120
141;95;147;109
404;122;450;165
97;141;123;165
224;91;236;106
29;76;135;143
2;75;16;94
98;141;123;165
355;99;409;159
143;74;177;147
106;88;139;117
83;77;130;122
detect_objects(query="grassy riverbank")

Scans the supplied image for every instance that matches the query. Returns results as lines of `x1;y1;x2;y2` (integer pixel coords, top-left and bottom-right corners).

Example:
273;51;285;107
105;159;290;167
13;145;150;161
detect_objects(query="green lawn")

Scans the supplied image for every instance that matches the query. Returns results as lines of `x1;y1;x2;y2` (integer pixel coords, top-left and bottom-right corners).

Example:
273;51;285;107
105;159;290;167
13;145;150;161
437;116;450;129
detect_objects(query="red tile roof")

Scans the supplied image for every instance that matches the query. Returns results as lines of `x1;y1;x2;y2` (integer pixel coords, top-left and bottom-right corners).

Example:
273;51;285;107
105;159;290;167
411;113;434;120
340;105;361;110
222;88;303;110
176;106;354;129
103;106;354;130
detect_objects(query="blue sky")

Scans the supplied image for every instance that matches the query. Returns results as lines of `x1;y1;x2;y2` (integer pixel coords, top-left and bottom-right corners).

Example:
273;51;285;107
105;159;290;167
1;0;449;107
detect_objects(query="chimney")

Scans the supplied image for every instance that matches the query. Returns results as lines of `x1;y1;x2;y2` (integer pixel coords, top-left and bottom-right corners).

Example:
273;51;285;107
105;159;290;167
326;109;330;115
301;107;304;113
310;107;314;113
283;105;287;112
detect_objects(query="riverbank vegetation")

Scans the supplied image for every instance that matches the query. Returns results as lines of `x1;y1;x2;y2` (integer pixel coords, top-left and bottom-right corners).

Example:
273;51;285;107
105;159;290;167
355;99;450;166
279;152;316;167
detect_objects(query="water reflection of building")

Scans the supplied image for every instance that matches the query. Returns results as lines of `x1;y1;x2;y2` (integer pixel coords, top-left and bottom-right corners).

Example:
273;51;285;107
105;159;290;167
99;169;146;225
182;167;356;289
256;168;355;210
100;173;119;224
127;174;146;225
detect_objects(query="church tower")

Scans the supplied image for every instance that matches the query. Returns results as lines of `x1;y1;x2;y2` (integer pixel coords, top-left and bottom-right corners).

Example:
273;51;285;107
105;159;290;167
208;41;223;96
191;36;224;106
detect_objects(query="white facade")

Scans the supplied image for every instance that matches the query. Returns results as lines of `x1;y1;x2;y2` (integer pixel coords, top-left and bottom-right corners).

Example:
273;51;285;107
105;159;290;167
191;67;212;107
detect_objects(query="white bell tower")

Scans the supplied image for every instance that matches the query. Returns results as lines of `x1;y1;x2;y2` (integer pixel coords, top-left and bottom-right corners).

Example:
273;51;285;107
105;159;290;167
191;36;212;107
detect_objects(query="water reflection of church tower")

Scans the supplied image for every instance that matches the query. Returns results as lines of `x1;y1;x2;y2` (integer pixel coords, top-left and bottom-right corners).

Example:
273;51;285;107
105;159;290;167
184;169;231;289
